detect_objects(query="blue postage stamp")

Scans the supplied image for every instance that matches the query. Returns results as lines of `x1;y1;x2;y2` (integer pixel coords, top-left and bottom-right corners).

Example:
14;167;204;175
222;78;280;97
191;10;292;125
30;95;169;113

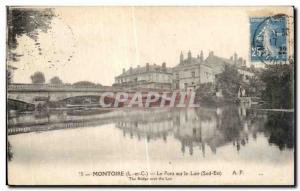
250;15;288;63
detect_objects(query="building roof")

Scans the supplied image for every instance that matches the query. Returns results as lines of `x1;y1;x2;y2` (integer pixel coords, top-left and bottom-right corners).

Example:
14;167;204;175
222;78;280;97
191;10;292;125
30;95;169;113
116;64;172;78
205;54;234;69
205;55;256;75
174;57;212;69
174;54;232;74
116;53;255;79
180;57;203;65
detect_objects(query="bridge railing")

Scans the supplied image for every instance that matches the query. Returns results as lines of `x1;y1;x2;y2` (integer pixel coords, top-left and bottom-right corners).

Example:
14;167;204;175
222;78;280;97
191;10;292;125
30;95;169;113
7;83;122;92
7;83;173;93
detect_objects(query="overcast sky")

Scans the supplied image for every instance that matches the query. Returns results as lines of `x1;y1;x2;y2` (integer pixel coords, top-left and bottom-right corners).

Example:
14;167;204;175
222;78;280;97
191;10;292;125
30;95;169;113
10;6;292;85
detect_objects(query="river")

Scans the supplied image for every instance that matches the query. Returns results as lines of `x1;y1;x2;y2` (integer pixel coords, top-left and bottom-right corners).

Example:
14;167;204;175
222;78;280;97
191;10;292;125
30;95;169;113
7;105;294;185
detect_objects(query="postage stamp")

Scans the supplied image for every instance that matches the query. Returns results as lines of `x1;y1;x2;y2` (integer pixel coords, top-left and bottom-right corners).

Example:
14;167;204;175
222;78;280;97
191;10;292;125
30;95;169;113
6;6;295;186
250;14;288;63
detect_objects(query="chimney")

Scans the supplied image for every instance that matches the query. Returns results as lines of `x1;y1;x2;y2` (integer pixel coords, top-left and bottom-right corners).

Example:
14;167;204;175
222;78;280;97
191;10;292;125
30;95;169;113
122;68;125;73
188;50;192;60
209;51;214;57
200;50;203;61
146;63;150;71
130;67;133;74
238;57;243;65
180;51;184;63
234;52;238;64
162;62;166;72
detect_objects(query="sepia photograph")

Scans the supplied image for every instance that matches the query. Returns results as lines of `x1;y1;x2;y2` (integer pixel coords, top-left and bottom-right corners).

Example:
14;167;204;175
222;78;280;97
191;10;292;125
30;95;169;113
6;6;295;186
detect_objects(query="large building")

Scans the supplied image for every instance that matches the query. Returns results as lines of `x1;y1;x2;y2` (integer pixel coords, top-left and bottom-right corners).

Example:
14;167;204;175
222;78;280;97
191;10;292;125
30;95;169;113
114;63;173;90
173;51;255;91
114;51;255;91
173;51;217;91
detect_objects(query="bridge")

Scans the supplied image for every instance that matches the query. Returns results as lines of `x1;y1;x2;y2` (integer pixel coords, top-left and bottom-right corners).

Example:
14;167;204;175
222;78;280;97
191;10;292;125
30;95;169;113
7;83;173;111
7;83;125;110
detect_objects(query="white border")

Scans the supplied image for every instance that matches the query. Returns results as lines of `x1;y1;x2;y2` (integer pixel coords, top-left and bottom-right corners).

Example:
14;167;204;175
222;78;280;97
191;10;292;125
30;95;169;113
1;1;299;191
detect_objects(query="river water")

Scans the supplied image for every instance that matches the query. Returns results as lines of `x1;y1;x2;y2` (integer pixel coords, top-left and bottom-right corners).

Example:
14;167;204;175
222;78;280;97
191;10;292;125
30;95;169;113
7;105;294;185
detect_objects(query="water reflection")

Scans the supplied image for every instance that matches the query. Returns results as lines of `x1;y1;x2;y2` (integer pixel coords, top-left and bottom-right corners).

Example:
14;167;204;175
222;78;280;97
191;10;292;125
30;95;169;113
265;112;294;150
7;105;294;161
115;106;294;156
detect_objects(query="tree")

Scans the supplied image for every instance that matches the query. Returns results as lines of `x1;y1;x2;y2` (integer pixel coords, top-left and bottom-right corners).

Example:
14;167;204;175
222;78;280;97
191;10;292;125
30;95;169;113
6;8;56;85
30;71;45;84
260;61;294;109
247;76;264;97
50;76;63;84
7;8;56;62
216;64;243;99
73;81;96;86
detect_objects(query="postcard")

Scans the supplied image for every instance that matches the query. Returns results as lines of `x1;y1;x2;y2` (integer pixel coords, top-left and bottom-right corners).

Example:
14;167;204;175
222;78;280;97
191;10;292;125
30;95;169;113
6;6;295;186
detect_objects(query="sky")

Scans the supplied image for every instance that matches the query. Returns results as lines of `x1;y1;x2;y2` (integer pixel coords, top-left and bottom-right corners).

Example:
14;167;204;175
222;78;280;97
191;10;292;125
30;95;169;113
10;6;293;86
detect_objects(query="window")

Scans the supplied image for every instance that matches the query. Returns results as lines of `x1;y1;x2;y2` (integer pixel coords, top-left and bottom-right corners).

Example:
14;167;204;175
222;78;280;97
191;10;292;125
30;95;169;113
191;71;195;78
176;73;179;79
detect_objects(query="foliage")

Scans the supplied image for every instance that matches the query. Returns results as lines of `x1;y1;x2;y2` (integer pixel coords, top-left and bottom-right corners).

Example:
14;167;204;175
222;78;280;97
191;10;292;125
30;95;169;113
247;76;264;97
6;8;55;85
260;62;294;109
216;64;243;99
73;81;99;86
195;83;217;105
50;76;63;84
196;83;215;97
7;8;56;62
30;71;45;84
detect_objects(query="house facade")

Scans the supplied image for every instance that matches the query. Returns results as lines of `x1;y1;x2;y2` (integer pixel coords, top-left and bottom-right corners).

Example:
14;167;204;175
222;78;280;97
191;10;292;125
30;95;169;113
173;51;220;91
114;51;255;91
114;63;173;90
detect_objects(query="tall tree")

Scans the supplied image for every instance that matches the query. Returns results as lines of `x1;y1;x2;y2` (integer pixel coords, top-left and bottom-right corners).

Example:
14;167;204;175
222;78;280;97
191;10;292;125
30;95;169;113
216;64;243;99
30;71;45;84
260;61;294;109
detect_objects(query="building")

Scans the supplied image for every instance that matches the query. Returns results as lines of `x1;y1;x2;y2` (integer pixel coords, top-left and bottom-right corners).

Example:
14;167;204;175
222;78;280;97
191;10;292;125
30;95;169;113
173;51;255;91
114;63;173;90
114;51;255;92
237;67;256;83
173;51;226;91
231;52;256;83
